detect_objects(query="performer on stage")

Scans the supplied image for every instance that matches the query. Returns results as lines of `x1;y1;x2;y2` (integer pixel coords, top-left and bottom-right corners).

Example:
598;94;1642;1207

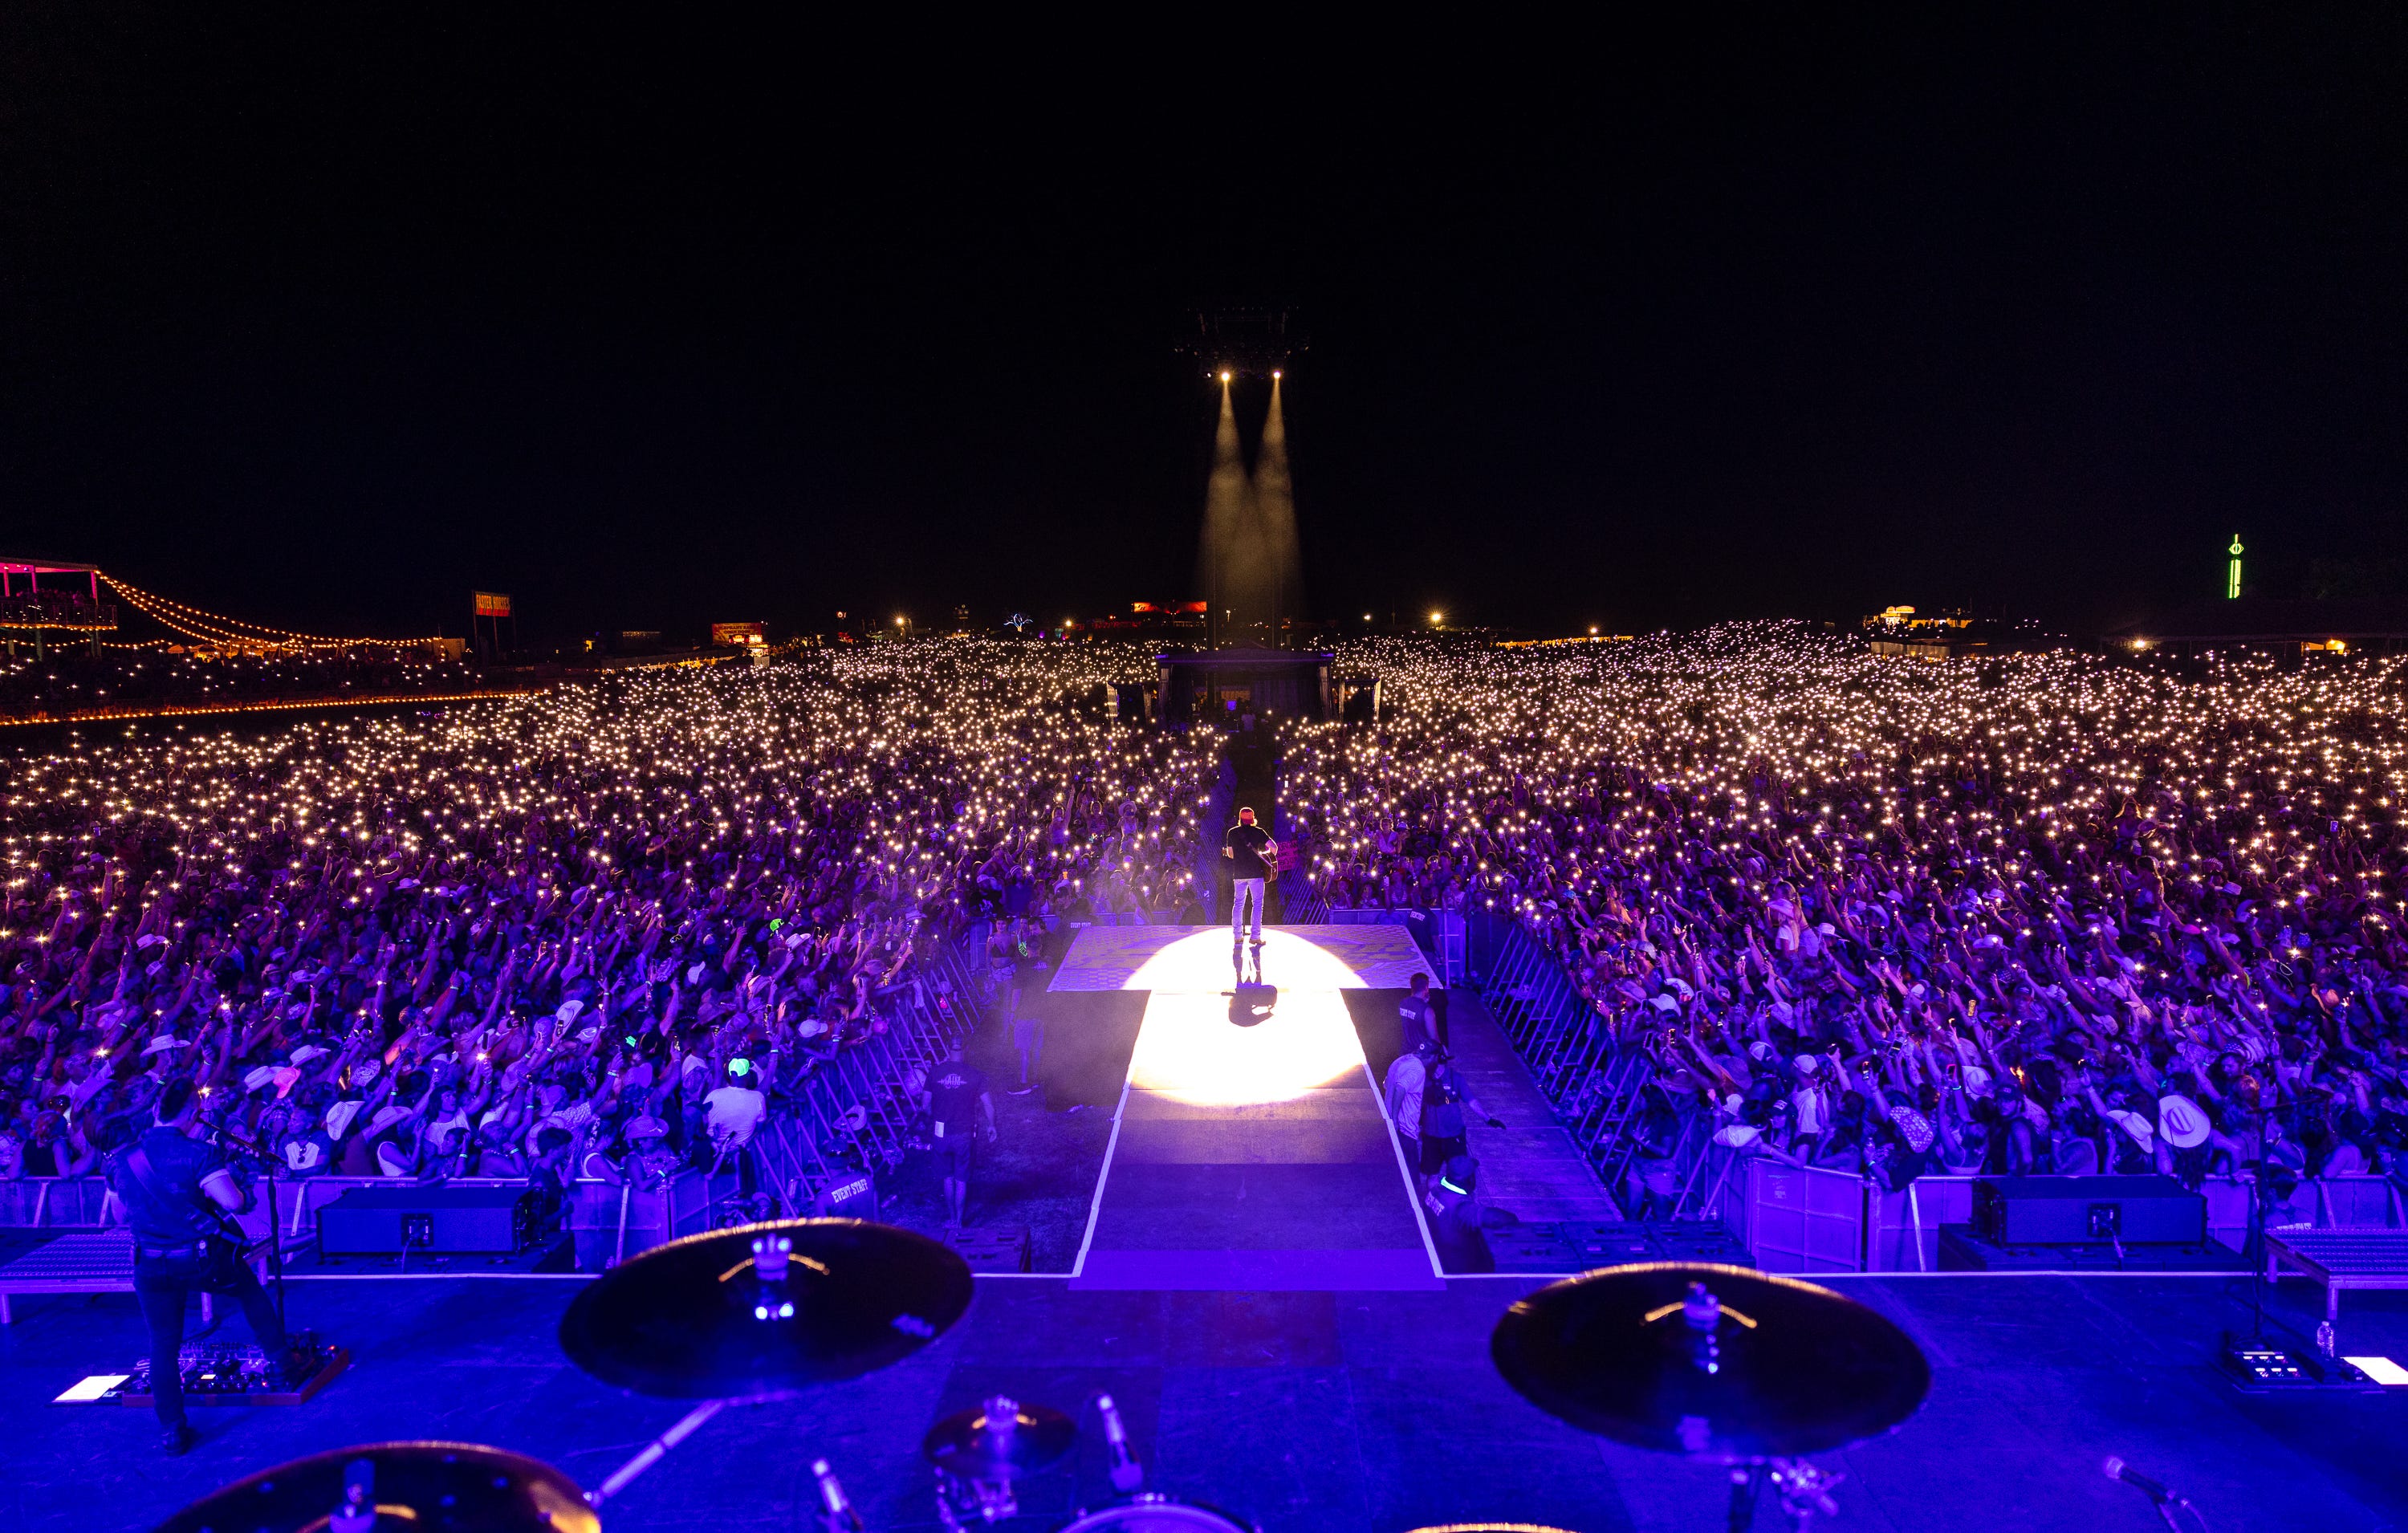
107;1076;310;1455
1222;805;1276;952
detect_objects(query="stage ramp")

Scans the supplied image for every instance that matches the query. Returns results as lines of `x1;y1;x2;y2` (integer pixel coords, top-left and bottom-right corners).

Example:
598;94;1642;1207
1063;926;1443;1291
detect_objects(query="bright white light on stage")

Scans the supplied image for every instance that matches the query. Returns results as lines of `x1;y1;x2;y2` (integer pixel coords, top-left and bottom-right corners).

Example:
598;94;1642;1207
1125;929;1361;992
1126;990;1365;1107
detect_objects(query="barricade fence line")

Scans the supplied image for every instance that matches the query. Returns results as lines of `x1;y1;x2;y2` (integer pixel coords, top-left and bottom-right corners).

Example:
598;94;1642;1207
1739;1160;2408;1275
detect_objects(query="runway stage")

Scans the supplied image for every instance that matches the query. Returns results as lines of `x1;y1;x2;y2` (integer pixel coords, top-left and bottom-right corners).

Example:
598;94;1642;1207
1062;925;1445;1291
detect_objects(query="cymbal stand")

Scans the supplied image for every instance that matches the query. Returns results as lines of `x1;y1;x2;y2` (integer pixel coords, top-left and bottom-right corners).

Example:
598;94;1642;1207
1724;1458;1845;1533
1725;1465;1763;1533
585;1398;728;1509
584;1233;802;1511
932;1394;1030;1530
1768;1458;1844;1532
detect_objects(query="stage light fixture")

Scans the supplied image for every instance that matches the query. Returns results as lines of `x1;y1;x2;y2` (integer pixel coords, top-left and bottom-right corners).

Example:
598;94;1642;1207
1271;369;1282;379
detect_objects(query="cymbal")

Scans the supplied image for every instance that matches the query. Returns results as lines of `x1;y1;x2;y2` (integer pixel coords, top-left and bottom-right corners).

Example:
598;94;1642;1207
560;1218;973;1400
922;1395;1076;1482
155;1441;596;1533
1491;1263;1928;1459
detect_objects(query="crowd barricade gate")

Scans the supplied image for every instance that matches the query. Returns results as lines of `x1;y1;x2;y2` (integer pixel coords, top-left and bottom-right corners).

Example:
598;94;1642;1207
1739;1171;2407;1275
1739;1160;1867;1274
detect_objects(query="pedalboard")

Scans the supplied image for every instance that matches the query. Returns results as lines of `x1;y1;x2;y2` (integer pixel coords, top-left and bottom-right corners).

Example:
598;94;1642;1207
2219;1340;2383;1395
54;1334;348;1409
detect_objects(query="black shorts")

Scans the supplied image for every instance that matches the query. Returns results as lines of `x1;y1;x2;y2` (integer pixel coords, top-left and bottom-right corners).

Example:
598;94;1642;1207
1422;1133;1466;1175
935;1131;975;1178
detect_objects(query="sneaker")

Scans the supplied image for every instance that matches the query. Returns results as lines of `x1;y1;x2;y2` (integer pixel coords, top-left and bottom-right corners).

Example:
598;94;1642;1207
161;1422;199;1457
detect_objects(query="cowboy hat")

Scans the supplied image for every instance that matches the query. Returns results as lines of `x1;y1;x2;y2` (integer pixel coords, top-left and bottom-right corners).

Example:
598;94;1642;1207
2158;1093;2211;1150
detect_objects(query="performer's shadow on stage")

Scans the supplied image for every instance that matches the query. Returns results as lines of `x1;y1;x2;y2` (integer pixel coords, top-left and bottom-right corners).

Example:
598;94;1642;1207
1227;982;1277;1027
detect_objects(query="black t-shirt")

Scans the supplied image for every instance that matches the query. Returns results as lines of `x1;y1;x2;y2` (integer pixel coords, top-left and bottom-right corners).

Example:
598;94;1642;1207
927;1060;988;1134
1431;1199;1496;1274
111;1125;226;1245
1225;823;1273;880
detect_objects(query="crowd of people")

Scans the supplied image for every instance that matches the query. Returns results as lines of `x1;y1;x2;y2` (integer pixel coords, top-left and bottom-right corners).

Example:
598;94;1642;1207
1287;623;2408;1214
17;620;2408;1250
0;647;480;720
0;642;1214;1232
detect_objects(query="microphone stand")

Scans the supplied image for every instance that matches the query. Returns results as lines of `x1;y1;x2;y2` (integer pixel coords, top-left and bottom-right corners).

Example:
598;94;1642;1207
208;1119;288;1332
2247;1113;2267;1348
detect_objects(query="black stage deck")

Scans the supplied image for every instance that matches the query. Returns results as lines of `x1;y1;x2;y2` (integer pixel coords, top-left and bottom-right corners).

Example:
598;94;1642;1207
2;1271;2405;1531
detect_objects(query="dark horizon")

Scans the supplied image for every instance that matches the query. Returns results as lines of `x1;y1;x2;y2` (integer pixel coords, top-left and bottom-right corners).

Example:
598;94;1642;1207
7;10;2408;644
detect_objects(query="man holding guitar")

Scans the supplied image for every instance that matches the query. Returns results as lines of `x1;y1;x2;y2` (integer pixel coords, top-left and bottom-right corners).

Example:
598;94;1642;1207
107;1076;310;1455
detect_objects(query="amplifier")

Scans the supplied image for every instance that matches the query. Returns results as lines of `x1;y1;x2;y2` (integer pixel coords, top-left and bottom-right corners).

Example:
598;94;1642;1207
1938;1224;2243;1273
316;1185;539;1255
1971;1175;2205;1246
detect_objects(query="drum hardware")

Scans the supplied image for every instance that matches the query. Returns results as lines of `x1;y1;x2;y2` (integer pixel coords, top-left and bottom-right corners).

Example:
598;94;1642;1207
165;1232;1850;1531
924;1393;1076;1528
157;1441;600;1533
559;1218;973;1514
1491;1262;1930;1531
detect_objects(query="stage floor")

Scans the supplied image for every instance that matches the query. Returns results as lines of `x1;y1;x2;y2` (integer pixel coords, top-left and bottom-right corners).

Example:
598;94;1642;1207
5;1272;2406;1531
14;924;2406;1530
1065;925;1442;1291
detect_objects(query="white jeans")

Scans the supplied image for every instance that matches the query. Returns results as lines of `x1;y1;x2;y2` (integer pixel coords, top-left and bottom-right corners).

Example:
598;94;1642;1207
1230;878;1267;942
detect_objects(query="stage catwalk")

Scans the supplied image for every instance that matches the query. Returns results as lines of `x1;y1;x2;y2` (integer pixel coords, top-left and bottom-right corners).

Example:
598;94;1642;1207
1062;925;1444;1291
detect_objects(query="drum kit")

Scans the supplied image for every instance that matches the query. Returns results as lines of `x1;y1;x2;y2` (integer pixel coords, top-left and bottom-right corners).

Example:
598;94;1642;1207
157;1230;1928;1533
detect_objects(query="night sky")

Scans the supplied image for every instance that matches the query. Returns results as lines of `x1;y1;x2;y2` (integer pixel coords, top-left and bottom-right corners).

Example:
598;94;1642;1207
6;10;2408;641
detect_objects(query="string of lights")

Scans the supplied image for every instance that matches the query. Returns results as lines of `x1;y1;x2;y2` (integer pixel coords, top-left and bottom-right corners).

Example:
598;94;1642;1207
102;574;443;651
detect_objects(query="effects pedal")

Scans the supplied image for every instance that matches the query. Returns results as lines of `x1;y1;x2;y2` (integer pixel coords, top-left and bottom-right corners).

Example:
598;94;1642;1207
56;1332;350;1409
2218;1334;2382;1395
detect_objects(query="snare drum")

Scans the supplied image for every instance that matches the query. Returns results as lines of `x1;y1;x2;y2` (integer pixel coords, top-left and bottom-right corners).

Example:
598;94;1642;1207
1056;1493;1256;1531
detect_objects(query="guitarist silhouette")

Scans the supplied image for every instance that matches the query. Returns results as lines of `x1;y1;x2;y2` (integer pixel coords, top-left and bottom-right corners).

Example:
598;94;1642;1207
106;1076;311;1456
